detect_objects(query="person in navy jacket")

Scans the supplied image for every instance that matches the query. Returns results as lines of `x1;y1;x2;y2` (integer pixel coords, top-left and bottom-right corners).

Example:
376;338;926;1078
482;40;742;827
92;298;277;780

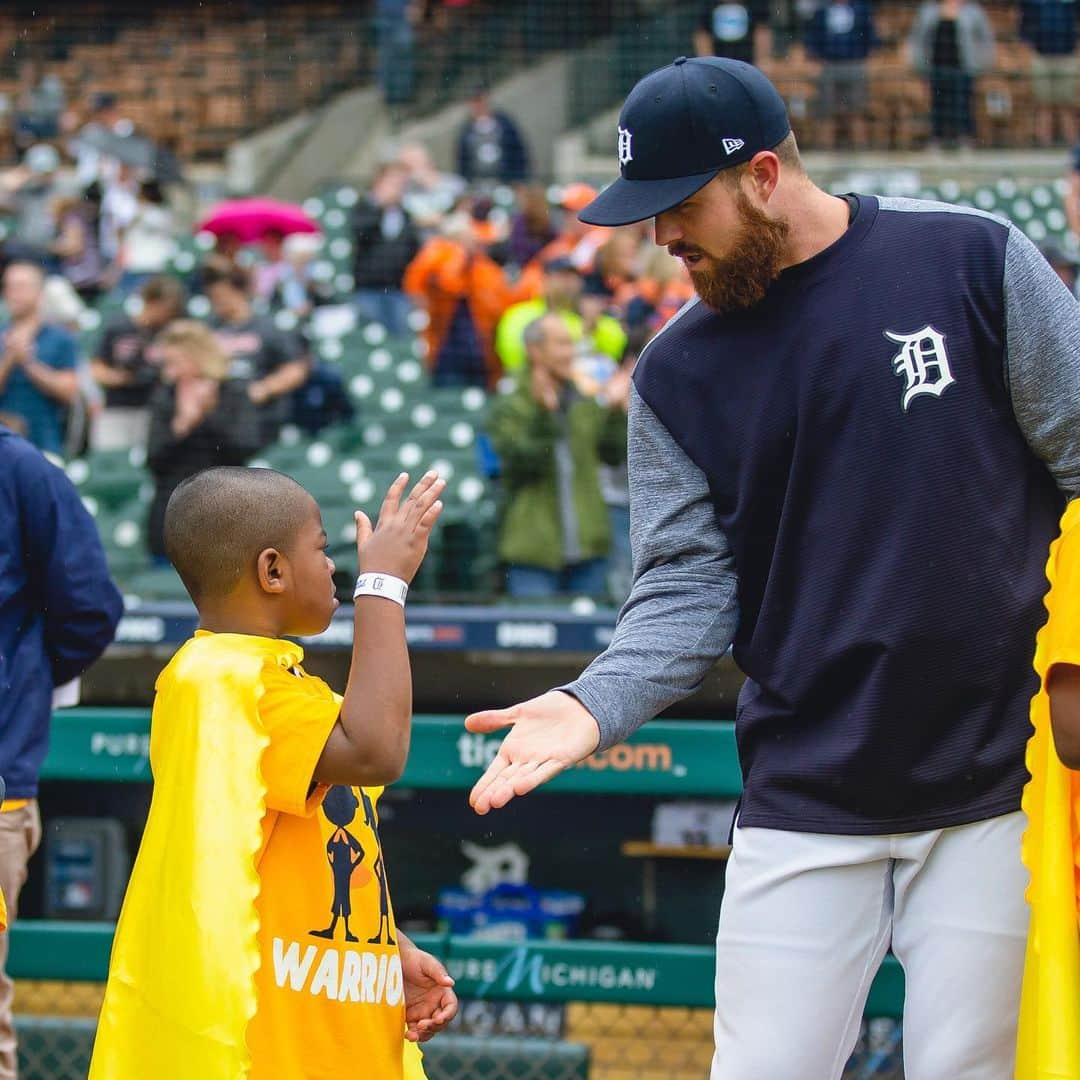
0;424;121;1074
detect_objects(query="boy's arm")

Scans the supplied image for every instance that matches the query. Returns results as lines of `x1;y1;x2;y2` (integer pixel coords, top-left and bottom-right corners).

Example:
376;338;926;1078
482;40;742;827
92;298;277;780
314;472;445;787
1048;663;1080;769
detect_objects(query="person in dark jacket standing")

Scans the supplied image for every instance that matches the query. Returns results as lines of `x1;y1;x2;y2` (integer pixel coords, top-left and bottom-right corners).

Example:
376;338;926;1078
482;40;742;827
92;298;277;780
352;162;421;339
0;424;122;1076
455;90;530;188
464;58;1080;1078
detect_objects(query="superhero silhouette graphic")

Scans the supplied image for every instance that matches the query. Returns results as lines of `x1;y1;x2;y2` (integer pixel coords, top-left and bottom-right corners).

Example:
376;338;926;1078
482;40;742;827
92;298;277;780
360;788;395;946
310;787;365;942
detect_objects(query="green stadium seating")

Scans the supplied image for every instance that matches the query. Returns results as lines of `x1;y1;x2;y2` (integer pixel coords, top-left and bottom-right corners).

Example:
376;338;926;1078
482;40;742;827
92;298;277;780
68;450;147;511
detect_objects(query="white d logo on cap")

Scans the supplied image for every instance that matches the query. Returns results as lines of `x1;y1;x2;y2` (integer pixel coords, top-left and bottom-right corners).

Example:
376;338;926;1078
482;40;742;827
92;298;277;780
618;127;633;166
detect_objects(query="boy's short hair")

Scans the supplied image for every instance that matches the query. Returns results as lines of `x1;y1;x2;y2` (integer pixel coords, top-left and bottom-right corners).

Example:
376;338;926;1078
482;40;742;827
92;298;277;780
164;468;314;602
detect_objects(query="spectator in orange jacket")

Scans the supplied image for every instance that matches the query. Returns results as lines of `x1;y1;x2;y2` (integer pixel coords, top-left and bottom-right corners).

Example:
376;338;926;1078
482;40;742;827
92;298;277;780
403;213;511;388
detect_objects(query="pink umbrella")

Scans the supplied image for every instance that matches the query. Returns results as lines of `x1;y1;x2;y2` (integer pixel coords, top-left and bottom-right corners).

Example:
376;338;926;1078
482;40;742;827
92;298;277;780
196;198;321;244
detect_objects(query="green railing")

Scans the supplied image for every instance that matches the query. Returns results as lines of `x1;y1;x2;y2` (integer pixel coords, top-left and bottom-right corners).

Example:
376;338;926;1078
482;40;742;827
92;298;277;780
9;922;905;1017
43;711;745;796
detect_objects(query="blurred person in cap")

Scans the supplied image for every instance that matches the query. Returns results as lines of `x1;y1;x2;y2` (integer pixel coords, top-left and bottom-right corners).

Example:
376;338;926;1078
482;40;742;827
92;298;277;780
0;261;79;455
403;210;511;388
488;312;627;601
494;256;625;376
463;55;1080;1079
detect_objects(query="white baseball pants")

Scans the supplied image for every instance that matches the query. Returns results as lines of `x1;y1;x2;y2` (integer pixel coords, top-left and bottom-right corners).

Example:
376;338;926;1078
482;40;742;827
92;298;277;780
711;811;1028;1080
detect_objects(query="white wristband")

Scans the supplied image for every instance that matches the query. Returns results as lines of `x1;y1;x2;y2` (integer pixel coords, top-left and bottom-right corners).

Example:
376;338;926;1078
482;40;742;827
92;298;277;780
353;573;408;607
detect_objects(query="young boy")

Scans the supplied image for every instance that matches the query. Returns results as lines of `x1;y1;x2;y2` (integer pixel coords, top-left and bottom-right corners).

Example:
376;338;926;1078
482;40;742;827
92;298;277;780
90;467;456;1079
1017;499;1080;1079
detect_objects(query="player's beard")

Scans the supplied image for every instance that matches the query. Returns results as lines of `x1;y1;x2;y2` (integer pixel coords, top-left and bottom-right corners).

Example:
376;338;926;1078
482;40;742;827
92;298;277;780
674;191;791;315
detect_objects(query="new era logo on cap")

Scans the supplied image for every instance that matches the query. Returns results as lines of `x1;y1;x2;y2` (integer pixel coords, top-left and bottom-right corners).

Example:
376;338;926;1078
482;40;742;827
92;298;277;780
723;138;745;155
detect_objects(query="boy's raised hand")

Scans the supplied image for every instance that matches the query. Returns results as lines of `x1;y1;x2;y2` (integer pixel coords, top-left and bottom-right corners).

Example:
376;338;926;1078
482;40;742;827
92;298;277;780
355;472;445;583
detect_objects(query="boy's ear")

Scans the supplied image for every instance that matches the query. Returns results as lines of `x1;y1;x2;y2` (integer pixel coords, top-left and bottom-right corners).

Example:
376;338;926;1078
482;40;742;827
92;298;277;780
256;548;289;595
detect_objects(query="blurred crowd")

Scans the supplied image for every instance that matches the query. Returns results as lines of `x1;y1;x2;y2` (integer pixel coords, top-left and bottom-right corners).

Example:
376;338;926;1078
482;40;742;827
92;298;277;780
687;0;1080;148
0;61;1078;604
0;95;695;603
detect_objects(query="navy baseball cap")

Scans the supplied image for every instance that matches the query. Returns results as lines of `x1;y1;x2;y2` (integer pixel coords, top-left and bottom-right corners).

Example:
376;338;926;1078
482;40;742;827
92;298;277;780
579;56;791;227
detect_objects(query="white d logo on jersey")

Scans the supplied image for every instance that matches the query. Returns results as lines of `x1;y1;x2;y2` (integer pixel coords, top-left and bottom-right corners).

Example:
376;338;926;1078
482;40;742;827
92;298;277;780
618;127;633;167
884;325;956;412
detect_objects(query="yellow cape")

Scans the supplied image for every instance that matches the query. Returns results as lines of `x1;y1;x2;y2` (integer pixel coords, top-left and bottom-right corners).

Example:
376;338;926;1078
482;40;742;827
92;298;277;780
90;633;425;1079
1017;509;1080;1080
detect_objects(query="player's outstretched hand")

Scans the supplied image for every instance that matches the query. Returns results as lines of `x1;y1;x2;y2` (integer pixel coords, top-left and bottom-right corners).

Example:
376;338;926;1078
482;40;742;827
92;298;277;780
354;471;445;584
466;691;601;814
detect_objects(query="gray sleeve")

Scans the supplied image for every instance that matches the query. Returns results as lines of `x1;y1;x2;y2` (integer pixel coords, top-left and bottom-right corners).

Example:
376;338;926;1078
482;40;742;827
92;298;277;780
559;385;739;750
1003;223;1080;496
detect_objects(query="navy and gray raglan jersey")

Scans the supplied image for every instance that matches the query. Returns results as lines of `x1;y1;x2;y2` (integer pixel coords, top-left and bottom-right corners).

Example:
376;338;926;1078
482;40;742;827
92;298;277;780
562;194;1080;835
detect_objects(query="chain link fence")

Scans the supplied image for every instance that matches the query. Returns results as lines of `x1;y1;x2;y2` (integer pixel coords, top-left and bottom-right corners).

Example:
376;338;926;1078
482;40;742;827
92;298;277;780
12;994;902;1079
2;1;1078;165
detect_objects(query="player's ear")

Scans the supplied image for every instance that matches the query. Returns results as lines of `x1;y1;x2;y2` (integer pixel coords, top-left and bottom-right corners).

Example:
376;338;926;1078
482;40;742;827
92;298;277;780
256;547;288;595
746;151;781;203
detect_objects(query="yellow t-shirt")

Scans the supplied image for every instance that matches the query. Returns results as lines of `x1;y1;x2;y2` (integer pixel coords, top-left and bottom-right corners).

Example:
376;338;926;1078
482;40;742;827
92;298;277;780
246;660;407;1080
1017;500;1080;1078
